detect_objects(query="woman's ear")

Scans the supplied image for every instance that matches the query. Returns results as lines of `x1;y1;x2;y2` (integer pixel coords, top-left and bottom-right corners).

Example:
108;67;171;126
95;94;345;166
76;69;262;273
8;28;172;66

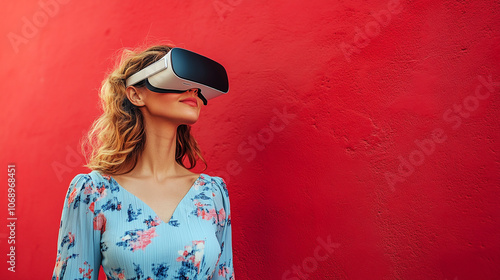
125;86;145;107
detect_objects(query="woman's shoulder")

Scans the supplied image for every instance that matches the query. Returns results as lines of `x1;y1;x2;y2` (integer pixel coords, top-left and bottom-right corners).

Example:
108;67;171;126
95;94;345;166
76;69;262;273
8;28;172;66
199;173;226;186
68;170;114;190
66;170;114;201
199;174;231;222
199;173;229;198
69;170;109;181
62;171;110;212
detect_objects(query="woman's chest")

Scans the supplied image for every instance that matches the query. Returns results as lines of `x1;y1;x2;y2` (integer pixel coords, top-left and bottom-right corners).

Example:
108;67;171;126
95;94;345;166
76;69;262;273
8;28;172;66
98;201;221;278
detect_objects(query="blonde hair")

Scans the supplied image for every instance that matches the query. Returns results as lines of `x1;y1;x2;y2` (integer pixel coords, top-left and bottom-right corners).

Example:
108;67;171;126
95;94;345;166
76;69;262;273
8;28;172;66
82;44;207;175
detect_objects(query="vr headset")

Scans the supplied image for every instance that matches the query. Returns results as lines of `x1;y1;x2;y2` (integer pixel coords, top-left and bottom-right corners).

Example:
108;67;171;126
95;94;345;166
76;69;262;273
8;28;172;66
125;48;229;105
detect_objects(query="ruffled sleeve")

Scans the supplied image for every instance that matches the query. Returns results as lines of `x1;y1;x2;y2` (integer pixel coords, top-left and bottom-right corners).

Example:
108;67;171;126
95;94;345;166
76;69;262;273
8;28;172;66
52;174;103;280
212;177;235;279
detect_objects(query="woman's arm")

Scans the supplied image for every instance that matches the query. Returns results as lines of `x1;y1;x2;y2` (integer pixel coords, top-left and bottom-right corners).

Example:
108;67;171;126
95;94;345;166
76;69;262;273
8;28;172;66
52;174;102;280
212;177;235;280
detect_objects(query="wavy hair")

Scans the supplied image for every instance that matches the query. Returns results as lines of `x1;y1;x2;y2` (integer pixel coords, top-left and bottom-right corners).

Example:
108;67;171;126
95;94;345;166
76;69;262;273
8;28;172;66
82;44;207;175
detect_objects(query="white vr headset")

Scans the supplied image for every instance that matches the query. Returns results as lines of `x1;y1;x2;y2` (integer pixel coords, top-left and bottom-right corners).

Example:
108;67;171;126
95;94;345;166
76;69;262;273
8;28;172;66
125;48;229;105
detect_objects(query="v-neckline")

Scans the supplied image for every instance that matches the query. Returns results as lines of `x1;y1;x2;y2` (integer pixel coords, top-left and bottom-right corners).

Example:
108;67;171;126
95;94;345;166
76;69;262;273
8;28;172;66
105;172;203;225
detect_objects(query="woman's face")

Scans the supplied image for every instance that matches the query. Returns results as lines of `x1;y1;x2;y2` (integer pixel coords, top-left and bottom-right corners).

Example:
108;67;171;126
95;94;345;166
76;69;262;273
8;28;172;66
133;87;203;126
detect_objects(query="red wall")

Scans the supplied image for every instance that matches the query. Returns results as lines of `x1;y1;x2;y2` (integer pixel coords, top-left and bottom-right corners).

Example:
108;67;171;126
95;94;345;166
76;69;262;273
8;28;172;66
1;0;499;279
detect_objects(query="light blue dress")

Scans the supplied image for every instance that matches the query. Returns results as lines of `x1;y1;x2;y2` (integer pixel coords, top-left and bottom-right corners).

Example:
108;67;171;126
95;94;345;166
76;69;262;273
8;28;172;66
52;170;234;280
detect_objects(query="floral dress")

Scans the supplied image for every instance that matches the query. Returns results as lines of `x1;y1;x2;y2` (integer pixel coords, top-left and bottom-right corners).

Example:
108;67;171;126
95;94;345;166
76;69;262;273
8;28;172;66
51;170;234;280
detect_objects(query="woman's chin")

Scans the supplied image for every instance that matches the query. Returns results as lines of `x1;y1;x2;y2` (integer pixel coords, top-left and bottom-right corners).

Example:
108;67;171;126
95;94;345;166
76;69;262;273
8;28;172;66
180;117;199;125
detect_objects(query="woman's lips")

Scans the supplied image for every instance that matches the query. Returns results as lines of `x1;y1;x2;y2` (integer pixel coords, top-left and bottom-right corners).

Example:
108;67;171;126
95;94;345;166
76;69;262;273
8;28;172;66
181;100;198;107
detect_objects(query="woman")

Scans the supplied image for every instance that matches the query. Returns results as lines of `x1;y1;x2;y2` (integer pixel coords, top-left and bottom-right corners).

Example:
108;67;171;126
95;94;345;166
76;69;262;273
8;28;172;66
52;45;234;279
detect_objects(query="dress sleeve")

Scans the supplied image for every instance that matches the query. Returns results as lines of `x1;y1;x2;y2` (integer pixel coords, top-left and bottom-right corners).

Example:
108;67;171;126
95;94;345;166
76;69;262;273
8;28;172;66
212;177;235;280
52;174;102;280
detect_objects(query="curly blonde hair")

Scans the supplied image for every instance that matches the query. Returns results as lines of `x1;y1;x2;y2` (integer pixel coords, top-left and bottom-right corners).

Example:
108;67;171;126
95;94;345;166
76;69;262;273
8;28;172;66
82;44;207;175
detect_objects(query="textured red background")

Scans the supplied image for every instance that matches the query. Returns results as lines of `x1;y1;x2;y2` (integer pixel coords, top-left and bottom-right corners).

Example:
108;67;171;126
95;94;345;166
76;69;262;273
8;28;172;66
1;0;499;279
